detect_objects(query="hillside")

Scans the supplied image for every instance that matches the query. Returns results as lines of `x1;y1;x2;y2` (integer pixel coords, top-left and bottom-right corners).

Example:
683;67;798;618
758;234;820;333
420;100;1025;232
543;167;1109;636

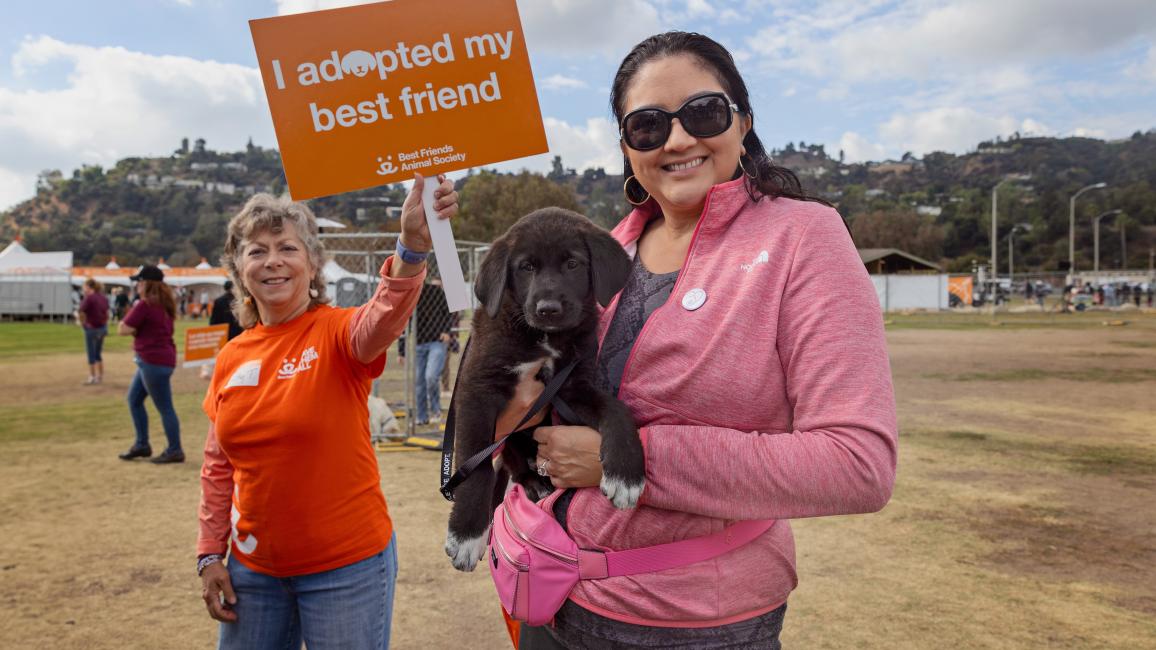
3;132;1155;273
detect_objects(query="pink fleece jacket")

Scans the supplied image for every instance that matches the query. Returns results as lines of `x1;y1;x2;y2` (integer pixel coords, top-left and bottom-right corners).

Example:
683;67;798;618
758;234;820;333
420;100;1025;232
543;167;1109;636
565;177;898;627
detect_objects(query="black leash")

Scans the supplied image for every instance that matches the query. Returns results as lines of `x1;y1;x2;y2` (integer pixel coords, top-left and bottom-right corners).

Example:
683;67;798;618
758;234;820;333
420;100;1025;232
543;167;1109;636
440;338;580;501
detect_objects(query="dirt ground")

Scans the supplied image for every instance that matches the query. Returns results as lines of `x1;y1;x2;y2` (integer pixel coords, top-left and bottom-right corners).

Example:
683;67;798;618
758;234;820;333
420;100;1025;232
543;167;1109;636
1;314;1154;649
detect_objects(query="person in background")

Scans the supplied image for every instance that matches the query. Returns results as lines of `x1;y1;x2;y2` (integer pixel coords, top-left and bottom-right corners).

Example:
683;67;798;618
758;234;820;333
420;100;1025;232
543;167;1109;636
114;287;130;321
78;277;110;385
440;310;461;393
198;280;245;381
412;276;453;426
118;265;183;463
197;174;457;649
505;31;897;648
210;280;244;341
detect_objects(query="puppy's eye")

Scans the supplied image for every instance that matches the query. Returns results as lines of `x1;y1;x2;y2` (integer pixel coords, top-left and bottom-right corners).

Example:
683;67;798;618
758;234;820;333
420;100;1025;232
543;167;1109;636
565;259;580;270
518;261;535;272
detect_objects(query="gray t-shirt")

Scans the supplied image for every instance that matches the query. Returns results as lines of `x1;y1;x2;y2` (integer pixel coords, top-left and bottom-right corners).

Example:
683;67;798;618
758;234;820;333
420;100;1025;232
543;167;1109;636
596;254;680;396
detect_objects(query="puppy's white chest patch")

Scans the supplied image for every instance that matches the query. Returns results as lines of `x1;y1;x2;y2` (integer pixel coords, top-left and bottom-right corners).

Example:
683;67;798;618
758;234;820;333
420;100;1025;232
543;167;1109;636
539;337;561;359
508;357;554;380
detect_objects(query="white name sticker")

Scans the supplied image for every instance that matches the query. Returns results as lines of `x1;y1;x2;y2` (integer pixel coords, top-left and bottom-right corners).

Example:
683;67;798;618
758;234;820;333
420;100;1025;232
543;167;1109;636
225;360;262;388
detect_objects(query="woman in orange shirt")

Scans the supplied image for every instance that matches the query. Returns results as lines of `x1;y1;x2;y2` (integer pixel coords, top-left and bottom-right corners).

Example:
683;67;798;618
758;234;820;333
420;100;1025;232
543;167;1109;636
197;174;457;649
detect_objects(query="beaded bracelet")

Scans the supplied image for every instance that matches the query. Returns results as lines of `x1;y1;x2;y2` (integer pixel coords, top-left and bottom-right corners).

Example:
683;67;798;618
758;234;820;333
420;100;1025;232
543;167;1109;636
197;554;224;577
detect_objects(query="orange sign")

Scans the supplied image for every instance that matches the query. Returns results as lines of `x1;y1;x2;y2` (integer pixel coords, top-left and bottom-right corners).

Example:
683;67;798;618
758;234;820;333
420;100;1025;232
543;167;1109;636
250;0;548;200
183;324;229;368
948;276;973;307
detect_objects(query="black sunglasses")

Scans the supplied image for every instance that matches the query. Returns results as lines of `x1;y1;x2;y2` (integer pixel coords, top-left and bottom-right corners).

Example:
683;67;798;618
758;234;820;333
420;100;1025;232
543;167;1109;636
620;92;741;151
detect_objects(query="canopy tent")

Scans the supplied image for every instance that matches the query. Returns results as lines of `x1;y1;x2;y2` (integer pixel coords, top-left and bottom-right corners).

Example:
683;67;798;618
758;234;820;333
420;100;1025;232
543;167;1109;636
0;240;73;271
0;241;76;318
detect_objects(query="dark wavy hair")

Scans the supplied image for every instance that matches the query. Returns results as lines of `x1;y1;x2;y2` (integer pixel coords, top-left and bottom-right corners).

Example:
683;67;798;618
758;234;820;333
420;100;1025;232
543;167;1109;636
611;31;828;207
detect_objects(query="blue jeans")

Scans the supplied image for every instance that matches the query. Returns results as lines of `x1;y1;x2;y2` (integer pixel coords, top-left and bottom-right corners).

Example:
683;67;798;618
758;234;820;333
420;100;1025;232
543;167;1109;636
84;326;106;364
127;360;181;453
414;341;447;423
219;535;398;650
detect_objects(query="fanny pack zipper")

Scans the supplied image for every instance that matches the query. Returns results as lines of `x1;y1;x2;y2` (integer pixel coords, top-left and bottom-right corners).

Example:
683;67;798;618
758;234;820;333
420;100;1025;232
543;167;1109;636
503;508;578;566
492;521;529;571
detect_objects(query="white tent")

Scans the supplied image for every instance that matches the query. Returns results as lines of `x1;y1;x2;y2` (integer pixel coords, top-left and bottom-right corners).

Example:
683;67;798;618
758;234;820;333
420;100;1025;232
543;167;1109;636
0;241;76;318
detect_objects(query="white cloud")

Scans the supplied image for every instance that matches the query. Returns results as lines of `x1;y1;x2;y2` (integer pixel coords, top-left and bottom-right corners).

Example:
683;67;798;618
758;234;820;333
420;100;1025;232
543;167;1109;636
542;117;622;172
750;0;1156;83
1019;118;1052;136
686;0;716;18
1125;45;1156;80
274;0;379;14
0;36;271;211
484;116;621;177
517;0;663;58
540;74;588;91
838;131;887;163
878;107;1019;155
1070;126;1109;139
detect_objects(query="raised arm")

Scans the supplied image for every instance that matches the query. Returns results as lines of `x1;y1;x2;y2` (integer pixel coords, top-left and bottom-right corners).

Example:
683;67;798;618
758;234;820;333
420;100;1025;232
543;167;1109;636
348;173;458;364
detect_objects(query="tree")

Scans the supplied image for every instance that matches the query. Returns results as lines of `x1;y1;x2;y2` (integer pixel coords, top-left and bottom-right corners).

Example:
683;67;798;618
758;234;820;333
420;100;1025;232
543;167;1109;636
454;171;580;242
548;155;565;181
850;210;945;261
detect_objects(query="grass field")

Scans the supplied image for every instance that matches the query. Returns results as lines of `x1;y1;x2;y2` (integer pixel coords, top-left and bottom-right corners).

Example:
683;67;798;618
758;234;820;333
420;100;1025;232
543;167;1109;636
1;312;1154;649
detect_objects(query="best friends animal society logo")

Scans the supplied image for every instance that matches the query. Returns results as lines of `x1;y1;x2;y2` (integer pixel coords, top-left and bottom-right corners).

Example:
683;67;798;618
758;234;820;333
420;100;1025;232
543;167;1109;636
250;0;548;200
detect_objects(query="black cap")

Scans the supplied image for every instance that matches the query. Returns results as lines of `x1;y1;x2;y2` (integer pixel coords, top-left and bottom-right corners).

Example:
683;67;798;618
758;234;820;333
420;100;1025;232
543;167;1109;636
130;265;165;282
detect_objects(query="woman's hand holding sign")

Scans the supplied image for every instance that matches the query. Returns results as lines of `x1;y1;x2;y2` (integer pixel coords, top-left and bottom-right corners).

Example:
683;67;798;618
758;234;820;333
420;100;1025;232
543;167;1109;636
392;173;458;278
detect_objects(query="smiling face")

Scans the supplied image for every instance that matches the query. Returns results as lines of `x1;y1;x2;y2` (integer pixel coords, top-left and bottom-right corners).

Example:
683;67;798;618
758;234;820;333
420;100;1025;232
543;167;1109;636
620;54;750;221
238;221;316;324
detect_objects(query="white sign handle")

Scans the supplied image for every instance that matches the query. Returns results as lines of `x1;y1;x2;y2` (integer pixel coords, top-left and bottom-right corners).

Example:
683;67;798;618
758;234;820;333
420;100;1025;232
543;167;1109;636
421;177;470;312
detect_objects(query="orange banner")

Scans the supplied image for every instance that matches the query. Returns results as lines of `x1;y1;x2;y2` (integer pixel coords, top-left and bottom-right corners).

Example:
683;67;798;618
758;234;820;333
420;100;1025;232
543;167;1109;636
183;324;229;368
250;0;548;200
948;276;973;307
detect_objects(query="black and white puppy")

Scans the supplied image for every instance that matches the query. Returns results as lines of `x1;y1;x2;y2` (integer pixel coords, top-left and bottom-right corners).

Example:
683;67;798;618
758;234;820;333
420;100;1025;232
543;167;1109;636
444;207;644;571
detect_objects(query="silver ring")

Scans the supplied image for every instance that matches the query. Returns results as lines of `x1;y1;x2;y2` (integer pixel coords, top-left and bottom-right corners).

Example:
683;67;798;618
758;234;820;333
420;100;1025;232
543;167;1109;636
536;460;550;477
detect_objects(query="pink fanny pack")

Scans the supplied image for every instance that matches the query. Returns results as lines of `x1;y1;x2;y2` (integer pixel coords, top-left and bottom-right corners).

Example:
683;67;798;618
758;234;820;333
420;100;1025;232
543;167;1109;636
489;484;774;626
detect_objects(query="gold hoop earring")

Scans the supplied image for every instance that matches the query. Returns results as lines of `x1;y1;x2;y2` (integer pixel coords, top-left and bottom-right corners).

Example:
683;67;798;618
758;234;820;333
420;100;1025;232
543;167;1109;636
623;175;650;206
738;156;756;180
243;296;253;307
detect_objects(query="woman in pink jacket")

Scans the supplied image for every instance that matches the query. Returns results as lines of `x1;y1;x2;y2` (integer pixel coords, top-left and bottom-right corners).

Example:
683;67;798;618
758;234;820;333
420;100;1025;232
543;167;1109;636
517;32;898;648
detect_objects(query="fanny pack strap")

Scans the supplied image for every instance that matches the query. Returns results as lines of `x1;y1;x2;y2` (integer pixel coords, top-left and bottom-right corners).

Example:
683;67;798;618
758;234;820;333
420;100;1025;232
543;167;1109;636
576;518;776;579
440;337;580;501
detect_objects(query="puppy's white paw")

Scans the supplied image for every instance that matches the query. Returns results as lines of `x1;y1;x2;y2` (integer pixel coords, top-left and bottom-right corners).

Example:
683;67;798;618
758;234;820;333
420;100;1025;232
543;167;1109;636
445;529;489;572
600;475;644;510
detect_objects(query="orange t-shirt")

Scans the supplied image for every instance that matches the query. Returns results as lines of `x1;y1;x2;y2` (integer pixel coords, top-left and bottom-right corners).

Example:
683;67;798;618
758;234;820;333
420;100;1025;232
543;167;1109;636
203;305;389;577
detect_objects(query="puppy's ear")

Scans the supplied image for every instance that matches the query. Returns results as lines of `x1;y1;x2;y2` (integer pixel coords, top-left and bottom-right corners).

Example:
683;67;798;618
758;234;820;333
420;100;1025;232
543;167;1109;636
585;229;631;307
475;237;511;318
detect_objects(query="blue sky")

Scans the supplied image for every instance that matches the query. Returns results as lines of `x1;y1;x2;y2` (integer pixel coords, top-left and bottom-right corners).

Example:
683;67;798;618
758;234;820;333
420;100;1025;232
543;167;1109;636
1;0;1154;210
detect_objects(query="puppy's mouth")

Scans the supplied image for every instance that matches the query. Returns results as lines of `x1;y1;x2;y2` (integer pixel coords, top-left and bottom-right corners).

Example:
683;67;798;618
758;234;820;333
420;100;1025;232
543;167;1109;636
525;315;571;332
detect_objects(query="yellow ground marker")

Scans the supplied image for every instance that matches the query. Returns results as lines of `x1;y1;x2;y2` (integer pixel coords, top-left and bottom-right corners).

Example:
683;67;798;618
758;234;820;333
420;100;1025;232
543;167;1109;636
374;441;422;453
403;436;443;450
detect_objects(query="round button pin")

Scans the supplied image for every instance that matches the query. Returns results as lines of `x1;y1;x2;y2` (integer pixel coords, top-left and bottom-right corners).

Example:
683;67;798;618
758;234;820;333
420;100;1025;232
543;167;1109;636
681;288;707;311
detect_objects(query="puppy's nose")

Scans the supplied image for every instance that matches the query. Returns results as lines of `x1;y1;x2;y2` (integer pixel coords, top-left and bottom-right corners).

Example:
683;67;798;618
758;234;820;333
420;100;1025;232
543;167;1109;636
535;300;562;318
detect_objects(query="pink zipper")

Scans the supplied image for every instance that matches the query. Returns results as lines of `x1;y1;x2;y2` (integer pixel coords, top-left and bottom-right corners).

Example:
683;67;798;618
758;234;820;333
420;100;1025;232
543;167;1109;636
492;523;529;570
503;508;578;566
615;187;716;398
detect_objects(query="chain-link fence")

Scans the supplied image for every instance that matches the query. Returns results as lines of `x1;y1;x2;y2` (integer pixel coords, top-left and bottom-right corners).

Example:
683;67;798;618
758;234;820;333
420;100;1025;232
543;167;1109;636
320;232;490;442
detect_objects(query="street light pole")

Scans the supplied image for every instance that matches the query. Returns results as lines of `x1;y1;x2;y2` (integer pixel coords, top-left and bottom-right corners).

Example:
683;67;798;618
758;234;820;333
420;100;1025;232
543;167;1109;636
1093;209;1122;275
991;179;1008;300
1008;223;1032;290
1069;182;1107;276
